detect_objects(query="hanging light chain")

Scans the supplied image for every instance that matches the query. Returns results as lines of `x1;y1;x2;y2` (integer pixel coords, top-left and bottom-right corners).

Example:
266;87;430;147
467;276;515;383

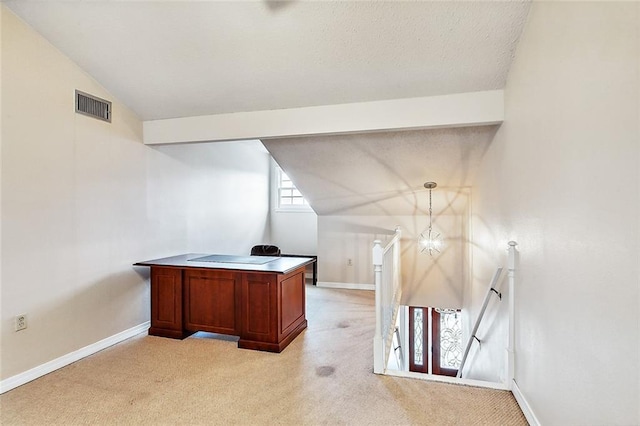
424;181;437;234
428;186;433;233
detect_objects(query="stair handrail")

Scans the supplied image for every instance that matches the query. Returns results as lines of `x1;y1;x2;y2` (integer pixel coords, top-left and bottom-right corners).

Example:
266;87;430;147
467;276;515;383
373;227;402;374
457;266;503;378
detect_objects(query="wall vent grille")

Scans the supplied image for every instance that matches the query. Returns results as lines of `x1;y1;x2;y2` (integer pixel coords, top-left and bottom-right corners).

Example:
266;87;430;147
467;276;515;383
75;90;111;122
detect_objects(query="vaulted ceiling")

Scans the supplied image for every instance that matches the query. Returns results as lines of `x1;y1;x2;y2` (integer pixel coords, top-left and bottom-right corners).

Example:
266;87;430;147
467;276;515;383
263;126;499;216
5;1;530;121
5;0;531;215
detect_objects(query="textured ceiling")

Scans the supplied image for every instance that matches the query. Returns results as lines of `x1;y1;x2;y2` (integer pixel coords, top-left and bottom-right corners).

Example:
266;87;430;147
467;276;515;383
5;1;530;216
5;1;530;121
263;126;499;216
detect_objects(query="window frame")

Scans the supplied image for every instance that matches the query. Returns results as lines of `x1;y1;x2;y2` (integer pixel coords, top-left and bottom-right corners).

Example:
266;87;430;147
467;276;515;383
273;164;312;213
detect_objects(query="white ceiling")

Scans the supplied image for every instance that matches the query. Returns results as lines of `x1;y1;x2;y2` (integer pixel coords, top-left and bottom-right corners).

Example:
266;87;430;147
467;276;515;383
5;1;531;216
263;126;498;215
5;1;530;121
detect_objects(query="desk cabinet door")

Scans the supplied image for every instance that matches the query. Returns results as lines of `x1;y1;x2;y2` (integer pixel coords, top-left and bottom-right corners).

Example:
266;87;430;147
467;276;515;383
184;270;241;335
150;267;183;334
279;269;306;338
241;273;277;343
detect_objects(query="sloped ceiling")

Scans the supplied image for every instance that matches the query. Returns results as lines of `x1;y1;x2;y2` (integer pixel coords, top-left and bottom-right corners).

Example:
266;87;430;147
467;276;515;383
5;1;530;215
263;125;499;216
4;1;530;121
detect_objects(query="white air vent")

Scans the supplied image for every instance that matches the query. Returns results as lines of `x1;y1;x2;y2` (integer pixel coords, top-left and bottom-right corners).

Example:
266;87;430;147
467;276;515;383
75;90;111;122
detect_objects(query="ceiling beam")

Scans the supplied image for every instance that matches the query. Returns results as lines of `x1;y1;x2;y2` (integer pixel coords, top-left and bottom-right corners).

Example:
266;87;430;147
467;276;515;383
142;90;503;145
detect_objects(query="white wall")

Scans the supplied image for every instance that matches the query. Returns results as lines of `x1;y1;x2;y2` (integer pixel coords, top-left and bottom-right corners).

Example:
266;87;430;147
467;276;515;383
467;2;639;424
153;141;271;256
317;201;469;309
268;160;317;255
269;211;317;255
1;7;270;381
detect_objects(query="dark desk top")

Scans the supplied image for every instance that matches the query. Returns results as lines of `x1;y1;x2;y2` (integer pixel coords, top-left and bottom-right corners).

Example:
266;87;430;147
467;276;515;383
135;253;315;274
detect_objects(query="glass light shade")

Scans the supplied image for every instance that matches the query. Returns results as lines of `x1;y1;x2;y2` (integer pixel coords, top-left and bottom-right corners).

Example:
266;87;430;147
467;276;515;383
418;227;444;256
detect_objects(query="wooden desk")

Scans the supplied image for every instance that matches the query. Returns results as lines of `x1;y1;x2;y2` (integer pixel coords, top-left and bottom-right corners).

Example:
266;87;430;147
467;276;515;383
134;254;315;353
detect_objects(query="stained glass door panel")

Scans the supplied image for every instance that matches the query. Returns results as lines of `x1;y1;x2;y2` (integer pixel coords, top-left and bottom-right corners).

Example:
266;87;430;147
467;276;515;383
432;309;461;377
408;307;428;373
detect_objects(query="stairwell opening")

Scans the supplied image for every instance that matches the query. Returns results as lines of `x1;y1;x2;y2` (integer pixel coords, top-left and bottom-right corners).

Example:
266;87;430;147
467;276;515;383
389;306;462;378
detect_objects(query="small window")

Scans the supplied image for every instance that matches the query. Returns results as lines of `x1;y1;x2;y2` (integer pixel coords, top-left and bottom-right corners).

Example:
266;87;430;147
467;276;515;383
276;167;311;211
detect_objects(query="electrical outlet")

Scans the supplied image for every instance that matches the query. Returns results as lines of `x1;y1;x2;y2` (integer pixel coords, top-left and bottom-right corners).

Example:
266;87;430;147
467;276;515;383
347;258;353;266
15;314;27;331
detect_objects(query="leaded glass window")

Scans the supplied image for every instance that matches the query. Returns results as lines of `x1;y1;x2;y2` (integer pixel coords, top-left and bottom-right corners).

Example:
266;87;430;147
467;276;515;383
438;310;462;370
413;308;424;366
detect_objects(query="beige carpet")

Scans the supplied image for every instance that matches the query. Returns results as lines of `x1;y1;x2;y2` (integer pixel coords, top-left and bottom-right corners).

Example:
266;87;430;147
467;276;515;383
0;286;527;425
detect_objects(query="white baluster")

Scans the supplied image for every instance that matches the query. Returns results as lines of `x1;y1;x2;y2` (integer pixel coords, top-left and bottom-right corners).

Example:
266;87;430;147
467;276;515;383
506;241;518;388
372;239;384;374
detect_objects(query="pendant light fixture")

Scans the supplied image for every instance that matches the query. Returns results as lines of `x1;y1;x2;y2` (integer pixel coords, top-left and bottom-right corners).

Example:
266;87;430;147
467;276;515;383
418;181;444;256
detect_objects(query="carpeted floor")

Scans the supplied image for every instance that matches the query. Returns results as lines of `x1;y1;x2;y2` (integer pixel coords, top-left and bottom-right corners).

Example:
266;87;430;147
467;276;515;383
0;286;527;425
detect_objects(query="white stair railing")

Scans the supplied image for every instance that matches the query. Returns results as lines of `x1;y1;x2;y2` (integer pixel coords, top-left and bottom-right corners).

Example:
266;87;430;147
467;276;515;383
457;241;519;382
373;227;402;374
457;267;503;378
506;241;518;386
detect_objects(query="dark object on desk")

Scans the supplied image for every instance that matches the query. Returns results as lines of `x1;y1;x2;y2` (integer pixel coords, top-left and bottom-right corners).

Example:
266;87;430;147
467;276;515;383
251;245;281;256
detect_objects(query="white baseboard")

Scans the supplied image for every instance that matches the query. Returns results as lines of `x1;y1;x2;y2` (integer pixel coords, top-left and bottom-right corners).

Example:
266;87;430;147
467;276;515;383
384;368;511;391
316;281;375;291
0;321;150;394
512;379;541;426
